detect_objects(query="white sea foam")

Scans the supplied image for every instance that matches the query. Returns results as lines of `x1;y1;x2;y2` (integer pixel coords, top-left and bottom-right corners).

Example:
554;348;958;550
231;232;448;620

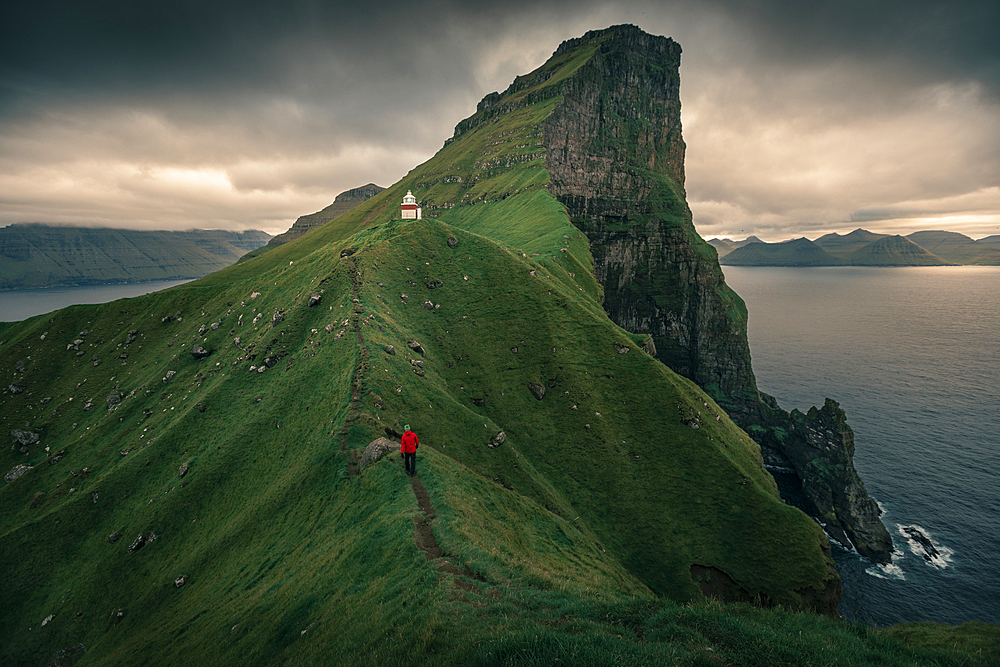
866;560;906;581
897;524;954;570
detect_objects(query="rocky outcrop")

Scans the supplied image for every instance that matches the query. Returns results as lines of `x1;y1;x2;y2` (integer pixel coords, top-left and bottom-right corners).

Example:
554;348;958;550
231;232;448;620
752;399;893;562
535;24;892;562
266;184;384;248
360;437;397;471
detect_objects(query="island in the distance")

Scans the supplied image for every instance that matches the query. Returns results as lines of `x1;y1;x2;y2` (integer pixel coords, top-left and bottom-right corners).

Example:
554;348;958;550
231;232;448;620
0;224;272;289
713;229;1000;266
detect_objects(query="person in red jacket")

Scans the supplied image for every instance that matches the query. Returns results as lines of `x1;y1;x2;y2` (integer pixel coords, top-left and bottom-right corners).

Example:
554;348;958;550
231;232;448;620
401;425;419;477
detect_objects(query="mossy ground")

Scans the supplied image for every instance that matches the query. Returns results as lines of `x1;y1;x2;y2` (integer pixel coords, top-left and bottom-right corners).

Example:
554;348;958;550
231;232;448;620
2;32;996;665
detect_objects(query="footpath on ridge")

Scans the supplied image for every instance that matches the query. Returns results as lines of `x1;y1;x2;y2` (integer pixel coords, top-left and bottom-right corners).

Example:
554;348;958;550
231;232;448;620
335;254;482;590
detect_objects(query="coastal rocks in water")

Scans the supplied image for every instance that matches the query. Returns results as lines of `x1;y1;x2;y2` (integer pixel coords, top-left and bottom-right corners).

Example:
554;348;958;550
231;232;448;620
191;345;211;359
900;525;949;567
5;464;32;482
360;437;397;471
758;399;893;563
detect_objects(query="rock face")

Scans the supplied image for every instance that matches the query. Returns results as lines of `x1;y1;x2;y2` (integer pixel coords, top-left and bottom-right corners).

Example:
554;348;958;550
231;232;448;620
531;24;891;562
752;399;893;562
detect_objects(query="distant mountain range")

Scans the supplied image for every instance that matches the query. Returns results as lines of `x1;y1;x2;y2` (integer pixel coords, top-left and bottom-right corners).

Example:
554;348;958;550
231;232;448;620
711;229;1000;266
709;229;1000;266
0;224;271;289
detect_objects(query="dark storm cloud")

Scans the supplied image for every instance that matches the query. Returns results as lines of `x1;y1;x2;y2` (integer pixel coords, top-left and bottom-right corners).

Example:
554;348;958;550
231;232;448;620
1;0;998;238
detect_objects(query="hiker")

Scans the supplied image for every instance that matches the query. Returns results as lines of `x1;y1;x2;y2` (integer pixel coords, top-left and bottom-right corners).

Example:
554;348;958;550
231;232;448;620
401;425;419;477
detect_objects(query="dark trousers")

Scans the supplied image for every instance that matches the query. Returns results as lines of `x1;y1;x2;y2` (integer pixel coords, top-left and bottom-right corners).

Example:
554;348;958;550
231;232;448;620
403;451;416;476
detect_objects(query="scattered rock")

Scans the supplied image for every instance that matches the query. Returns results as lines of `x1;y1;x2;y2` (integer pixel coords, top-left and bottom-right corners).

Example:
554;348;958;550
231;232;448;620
125;330;139;345
528;383;546;400
510;346;518;354
128;532;156;552
340;247;357;258
470;397;485;407
30;492;44;508
359;437;397;471
447;236;458;248
174;575;188;588
162;310;182;323
108;531;122;543
384;344;395;356
162;370;176;383
413;369;426;377
4;464;32;482
46;642;86;667
407;340;425;356
400;293;409;302
410;359;424;369
196;402;207;412
488;431;506;449
425;279;443;289
253;396;262;404
308;294;322;307
8;384;25;394
11;429;40;448
107;393;122;409
642;335;657;356
178;460;190;478
615;343;630;354
271;309;284;325
421;300;434;310
211;322;220;330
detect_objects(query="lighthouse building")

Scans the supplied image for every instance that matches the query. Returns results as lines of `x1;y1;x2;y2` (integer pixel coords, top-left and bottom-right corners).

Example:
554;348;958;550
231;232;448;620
401;190;422;219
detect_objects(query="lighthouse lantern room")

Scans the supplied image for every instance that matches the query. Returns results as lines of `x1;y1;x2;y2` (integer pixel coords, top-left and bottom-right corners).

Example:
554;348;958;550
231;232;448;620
401;190;422;219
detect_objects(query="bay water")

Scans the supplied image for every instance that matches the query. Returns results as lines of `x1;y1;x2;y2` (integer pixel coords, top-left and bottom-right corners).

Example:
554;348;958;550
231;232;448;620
722;266;1000;626
0;280;193;323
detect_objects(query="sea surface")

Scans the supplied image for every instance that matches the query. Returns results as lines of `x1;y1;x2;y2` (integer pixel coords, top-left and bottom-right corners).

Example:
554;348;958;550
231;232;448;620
0;280;193;323
722;266;1000;627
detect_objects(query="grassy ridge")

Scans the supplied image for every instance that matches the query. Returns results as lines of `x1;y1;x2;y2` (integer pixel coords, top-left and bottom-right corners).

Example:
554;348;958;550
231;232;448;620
3;218;996;665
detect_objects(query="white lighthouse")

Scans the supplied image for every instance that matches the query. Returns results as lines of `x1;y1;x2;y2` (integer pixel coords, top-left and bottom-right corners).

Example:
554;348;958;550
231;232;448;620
401;190;422;220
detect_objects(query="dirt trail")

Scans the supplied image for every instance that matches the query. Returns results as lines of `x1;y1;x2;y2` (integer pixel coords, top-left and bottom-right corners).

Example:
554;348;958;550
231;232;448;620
408;472;484;589
336;257;368;478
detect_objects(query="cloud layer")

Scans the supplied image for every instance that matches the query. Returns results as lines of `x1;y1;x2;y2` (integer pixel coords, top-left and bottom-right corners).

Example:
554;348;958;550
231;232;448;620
2;0;998;240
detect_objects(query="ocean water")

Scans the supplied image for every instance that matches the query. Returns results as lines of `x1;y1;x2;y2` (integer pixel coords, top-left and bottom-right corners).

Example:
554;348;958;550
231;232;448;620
0;280;193;323
722;266;1000;626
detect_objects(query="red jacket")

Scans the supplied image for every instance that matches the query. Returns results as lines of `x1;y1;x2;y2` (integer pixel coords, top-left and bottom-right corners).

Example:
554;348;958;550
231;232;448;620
401;430;419;454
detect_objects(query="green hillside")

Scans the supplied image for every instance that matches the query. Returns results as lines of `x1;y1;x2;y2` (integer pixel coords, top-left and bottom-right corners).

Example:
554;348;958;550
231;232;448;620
906;230;1000;265
1;24;995;667
814;229;888;255
846;234;950;266
720;238;845;266
0;225;271;290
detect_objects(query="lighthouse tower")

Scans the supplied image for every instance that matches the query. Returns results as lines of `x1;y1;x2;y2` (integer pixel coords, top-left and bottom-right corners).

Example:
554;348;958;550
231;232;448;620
401;190;421;220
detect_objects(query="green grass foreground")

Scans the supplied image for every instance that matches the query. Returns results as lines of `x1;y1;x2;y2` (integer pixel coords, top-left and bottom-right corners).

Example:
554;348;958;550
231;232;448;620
2;25;997;664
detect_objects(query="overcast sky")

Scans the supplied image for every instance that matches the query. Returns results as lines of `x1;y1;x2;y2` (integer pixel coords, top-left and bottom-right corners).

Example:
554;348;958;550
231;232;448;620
2;0;998;241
